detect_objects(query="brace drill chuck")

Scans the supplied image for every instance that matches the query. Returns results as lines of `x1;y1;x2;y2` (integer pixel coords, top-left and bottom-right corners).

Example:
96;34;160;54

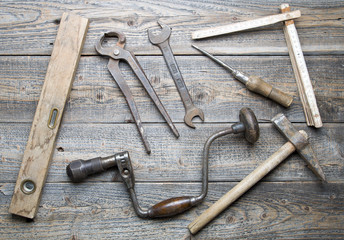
66;151;199;218
66;154;120;182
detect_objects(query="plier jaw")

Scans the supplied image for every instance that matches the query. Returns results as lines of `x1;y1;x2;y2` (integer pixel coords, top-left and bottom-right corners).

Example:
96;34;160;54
95;31;179;154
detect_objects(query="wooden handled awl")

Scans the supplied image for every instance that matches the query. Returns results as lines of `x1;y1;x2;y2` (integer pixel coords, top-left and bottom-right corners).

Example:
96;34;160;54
9;13;89;219
188;113;326;235
192;45;293;107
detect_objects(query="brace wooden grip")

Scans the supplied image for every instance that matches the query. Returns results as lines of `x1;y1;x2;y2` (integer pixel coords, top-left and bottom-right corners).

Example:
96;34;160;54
246;75;293;107
147;196;194;218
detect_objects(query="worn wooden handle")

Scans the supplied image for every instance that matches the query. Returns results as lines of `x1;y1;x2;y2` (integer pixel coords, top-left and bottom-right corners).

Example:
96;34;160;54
147;196;194;218
9;13;89;219
188;141;297;234
246;75;293;107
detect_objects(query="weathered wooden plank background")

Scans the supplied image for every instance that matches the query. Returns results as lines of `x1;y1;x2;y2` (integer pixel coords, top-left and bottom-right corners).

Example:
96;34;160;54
0;0;343;239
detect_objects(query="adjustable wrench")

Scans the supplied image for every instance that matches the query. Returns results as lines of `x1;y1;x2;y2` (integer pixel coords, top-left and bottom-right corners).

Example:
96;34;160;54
148;21;204;128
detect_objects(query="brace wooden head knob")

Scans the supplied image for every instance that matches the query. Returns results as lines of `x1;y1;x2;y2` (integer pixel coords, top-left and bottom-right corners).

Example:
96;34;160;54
231;107;260;143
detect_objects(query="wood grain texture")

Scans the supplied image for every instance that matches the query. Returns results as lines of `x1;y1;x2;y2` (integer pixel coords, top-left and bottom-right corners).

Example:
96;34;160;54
192;10;301;39
281;4;322;128
244;75;293;107
188;140;300;234
0;1;343;55
9;13;89;219
0;55;343;124
0;182;343;239
1;0;343;238
1;123;343;183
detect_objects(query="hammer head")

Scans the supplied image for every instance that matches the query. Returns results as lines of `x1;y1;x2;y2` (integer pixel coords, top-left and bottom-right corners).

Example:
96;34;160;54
271;113;326;182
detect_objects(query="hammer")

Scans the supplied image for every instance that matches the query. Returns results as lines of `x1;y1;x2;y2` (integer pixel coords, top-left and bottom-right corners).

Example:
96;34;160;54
188;113;326;235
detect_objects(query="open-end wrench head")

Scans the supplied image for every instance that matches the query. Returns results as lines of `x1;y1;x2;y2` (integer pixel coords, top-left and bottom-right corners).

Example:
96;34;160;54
147;21;172;45
184;107;204;128
239;107;259;143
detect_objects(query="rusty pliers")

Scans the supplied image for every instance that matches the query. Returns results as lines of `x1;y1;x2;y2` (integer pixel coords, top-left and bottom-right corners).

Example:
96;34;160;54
95;31;179;154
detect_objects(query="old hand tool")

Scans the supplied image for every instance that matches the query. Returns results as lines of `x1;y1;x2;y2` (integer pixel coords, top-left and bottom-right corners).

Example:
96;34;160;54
188;113;326;235
281;4;322;128
66;108;258;218
191;10;301;39
192;45;293;107
9;13;89;219
148;21;204;128
95;31;179;154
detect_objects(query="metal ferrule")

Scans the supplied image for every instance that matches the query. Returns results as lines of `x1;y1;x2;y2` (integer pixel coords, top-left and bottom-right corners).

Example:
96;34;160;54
232;69;249;84
100;155;117;169
231;122;246;134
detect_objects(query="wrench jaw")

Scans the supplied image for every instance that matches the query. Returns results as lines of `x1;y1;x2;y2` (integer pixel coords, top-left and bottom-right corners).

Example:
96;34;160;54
184;107;205;128
148;21;205;129
147;21;172;45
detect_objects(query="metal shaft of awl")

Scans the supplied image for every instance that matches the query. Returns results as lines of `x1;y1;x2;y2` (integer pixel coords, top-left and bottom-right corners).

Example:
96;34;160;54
192;45;293;108
191;44;248;84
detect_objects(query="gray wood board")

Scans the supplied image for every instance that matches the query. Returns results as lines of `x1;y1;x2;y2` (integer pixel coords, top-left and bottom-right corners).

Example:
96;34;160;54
0;182;343;239
1;123;342;183
0;1;343;55
1;55;343;123
1;0;343;238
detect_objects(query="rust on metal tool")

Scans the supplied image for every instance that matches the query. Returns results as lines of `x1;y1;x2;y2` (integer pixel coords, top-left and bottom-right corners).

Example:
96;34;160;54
95;31;179;154
272;113;326;181
188;113;325;235
66;108;259;218
148;21;204;128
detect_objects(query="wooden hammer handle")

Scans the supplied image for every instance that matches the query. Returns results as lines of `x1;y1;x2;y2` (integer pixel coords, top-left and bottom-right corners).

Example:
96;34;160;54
188;141;296;234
